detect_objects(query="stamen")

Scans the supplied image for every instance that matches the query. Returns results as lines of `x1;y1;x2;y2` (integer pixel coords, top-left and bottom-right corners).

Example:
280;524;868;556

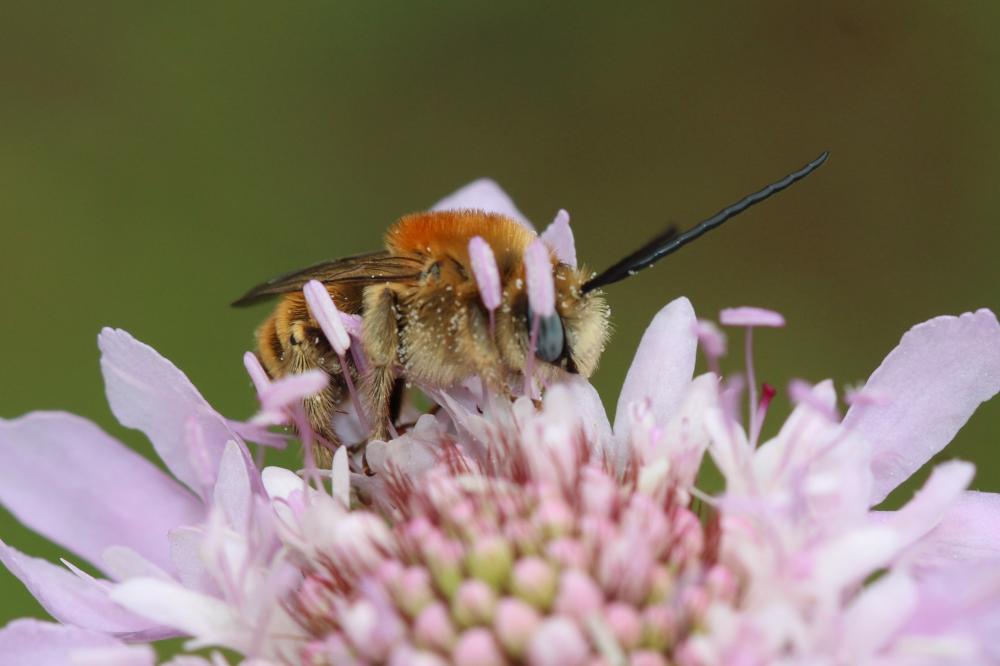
693;319;727;376
524;240;555;398
751;382;776;446
304;280;371;435
468;236;501;337
243;351;271;396
525;240;555;318
719;306;785;446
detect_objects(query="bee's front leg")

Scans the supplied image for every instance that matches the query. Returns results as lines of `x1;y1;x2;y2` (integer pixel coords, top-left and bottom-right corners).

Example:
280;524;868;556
361;284;400;444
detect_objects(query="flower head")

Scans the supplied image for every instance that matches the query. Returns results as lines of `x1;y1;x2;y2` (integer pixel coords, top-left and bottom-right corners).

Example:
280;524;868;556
1;181;999;666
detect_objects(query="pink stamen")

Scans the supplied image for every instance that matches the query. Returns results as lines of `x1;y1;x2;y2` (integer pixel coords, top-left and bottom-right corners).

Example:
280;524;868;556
720;306;785;444
243;351;271;396
693;319;727;376
468;236;502;314
751;382;776;446
524;239;555;317
304;280;372;437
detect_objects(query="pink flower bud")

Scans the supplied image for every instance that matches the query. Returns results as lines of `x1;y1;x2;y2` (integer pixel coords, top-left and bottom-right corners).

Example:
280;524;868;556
452;580;497;627
388;565;434;617
511;557;557;610
605;602;642;650
304;279;351;354
413;602;456;652
494;597;541;658
466;535;514;589
546;537;589;570
468;236;502;312
555;569;604;621
524;239;555;317
528;617;589;666
453;628;505;666
719;306;785;328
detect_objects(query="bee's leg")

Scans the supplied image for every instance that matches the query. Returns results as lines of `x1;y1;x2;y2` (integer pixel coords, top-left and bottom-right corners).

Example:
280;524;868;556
361;285;400;444
289;323;349;470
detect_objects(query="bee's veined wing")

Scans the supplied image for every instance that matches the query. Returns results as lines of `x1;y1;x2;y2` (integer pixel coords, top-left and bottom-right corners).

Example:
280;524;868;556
232;250;424;306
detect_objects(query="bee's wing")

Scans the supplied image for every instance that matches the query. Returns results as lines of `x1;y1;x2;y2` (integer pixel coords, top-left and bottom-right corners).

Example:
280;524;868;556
232;250;424;306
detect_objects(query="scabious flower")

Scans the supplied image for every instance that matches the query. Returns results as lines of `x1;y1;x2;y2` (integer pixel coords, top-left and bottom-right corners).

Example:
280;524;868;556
1;181;999;666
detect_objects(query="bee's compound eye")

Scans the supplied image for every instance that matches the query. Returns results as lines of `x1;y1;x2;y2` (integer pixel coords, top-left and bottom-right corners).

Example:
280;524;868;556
535;313;565;363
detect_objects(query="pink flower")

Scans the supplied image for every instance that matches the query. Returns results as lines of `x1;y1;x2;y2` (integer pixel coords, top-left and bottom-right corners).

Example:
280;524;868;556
1;180;998;665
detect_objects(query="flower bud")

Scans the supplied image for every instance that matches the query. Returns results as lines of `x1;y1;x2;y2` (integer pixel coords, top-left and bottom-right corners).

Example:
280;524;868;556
494;597;540;658
453;628;505;666
414;602;457;652
466;535;514;590
511;557;558;610
451;580;497;628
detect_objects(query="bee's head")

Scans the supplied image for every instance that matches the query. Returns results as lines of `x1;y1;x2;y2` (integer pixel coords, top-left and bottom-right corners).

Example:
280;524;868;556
497;245;609;380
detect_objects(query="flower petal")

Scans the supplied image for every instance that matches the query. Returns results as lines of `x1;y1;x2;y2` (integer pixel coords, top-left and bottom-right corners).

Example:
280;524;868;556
110;578;247;651
99;328;238;494
898;490;1000;574
842;309;1000;505
540;209;576;267
0;541;170;639
840;571;918;659
614;297;698;443
882;461;974;549
213;441;253;534
0;619;150;666
0;413;202;573
431;179;533;230
257;371;328;414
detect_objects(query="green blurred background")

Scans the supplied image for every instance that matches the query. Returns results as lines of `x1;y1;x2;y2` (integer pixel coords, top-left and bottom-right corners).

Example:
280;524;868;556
2;0;998;642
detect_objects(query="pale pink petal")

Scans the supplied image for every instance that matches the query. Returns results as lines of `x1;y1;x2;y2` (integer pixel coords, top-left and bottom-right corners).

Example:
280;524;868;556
840;571;918;659
614;297;698;443
0;541;170;639
70;644;156;666
558;375;613;452
213;441;253;534
224;420;287;450
258;370;328;413
898;491;1000;574
0;619;139;666
524;240;555;317
883;461;974;548
540;209;576;267
842;309;1000;505
430;178;533;230
656;373;718;488
901;560;1000;656
813;527;899;591
99;328;238;493
168;527;217;595
332;446;351;508
100;546;172;583
110;579;248;651
468;236;502;311
719;307;785;328
0;413;202;573
304;280;351;355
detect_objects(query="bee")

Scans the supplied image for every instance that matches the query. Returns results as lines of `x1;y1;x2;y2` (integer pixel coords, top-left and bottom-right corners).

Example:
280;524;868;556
234;152;828;466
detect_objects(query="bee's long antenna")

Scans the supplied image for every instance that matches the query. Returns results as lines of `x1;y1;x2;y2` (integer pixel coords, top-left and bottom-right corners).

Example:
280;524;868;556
581;151;829;294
